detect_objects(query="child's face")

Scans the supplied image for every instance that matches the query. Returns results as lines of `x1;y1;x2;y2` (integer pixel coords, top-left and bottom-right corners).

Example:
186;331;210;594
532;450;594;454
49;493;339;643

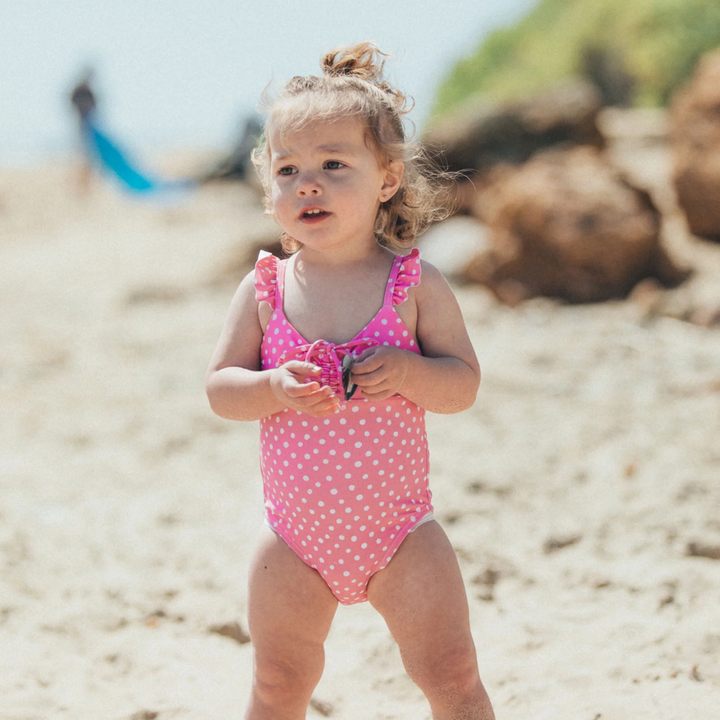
268;116;402;253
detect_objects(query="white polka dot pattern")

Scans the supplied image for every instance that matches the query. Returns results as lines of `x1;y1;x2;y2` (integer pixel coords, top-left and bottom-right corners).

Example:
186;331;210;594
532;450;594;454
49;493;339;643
260;397;431;604
254;248;432;605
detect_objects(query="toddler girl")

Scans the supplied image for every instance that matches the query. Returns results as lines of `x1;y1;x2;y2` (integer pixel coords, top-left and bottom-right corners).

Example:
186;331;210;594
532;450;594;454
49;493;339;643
206;42;495;720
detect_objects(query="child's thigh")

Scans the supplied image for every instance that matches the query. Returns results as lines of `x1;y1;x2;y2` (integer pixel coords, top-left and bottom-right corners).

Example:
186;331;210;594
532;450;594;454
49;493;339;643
247;527;338;659
366;521;477;668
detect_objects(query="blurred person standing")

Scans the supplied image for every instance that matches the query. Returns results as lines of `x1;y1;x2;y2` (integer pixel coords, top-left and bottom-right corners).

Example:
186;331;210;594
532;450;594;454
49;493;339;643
69;68;97;195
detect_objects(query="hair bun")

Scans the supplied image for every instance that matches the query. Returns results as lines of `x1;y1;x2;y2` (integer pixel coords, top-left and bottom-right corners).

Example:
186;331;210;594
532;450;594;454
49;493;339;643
322;41;389;86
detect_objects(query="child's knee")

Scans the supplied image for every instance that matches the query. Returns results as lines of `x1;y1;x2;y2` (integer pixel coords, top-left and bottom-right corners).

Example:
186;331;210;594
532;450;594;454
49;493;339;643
407;643;480;701
253;651;324;704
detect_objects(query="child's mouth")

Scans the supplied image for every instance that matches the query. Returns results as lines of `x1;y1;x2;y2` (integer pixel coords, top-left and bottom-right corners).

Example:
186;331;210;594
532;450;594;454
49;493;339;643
300;208;330;222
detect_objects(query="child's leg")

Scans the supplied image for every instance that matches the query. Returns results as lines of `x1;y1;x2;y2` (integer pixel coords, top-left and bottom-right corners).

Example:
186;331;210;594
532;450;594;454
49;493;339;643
367;521;495;720
245;527;338;720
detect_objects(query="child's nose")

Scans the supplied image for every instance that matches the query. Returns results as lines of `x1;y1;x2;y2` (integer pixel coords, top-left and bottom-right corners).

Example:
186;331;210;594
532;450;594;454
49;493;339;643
297;172;322;196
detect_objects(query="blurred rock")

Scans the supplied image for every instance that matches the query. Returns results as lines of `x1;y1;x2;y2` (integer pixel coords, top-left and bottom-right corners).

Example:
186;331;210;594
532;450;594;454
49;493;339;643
309;697;334;717
208;621;251;644
642;276;720;328
424;79;604;175
543;534;582;554
462;146;687;304
671;49;720;241
628;277;668;319
689;302;720;327
687;542;720;560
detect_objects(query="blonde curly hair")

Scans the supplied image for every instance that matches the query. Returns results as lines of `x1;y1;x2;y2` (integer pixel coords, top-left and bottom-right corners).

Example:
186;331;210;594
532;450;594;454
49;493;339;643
252;42;449;253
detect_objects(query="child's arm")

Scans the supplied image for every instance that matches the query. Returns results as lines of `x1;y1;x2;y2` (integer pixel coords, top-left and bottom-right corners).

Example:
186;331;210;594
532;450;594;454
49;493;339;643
350;261;480;414
206;272;341;421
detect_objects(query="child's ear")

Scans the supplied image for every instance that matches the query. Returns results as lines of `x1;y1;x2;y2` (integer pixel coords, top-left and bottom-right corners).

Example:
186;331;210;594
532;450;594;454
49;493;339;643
379;161;404;202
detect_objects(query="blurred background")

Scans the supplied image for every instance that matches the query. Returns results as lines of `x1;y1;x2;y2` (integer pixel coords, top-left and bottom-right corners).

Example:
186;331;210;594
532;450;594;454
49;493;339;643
2;2;720;719
0;0;536;166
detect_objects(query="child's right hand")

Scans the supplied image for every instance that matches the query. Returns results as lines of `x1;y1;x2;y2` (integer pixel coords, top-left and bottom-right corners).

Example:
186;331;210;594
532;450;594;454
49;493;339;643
270;361;341;416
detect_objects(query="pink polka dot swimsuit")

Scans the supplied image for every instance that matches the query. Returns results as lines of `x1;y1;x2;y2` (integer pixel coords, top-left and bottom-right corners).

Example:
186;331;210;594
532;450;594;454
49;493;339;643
254;248;434;605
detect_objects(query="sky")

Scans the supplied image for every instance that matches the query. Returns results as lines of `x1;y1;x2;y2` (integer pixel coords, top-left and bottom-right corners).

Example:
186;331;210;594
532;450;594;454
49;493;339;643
0;0;537;167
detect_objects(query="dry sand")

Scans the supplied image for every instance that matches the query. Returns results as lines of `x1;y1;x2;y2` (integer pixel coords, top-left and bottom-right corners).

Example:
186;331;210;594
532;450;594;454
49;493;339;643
1;127;719;720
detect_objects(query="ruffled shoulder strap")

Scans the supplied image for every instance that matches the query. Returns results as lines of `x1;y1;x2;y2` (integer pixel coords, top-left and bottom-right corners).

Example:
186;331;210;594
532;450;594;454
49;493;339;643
254;250;279;308
386;247;421;306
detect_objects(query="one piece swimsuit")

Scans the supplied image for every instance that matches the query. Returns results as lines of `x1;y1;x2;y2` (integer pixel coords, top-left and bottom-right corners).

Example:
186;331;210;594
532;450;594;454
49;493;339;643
254;247;434;605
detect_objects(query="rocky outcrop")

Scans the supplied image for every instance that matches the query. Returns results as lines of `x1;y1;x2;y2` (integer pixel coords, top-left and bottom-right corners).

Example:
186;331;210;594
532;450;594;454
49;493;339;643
462;147;685;304
671;49;720;241
424;80;604;175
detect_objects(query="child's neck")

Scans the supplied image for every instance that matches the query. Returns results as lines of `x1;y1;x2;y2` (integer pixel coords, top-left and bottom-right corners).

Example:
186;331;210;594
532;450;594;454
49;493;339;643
296;236;386;268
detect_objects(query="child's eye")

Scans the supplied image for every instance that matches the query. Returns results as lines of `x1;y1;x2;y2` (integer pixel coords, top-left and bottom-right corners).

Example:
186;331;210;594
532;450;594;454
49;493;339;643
324;160;345;170
277;166;297;176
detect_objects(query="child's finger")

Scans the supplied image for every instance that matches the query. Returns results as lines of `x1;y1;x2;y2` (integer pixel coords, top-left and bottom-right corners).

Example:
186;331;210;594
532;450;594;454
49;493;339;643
358;387;393;402
285;381;330;398
357;377;389;394
352;367;385;387
284;361;322;378
285;382;317;397
301;393;340;415
352;345;385;365
351;354;384;375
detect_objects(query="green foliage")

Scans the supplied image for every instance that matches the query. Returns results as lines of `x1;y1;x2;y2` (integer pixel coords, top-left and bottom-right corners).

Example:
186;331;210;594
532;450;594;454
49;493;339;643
433;0;720;118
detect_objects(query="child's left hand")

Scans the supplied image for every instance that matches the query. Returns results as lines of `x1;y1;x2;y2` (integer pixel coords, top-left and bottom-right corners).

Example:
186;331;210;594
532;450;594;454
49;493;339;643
349;346;409;401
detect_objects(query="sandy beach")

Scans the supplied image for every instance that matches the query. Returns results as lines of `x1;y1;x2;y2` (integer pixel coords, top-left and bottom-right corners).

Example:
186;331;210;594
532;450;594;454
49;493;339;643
1;125;719;719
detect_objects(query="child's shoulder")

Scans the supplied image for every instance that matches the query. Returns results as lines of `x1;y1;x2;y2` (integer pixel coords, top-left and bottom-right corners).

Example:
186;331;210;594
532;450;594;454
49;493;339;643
395;247;442;279
413;254;456;307
406;250;447;290
390;248;454;320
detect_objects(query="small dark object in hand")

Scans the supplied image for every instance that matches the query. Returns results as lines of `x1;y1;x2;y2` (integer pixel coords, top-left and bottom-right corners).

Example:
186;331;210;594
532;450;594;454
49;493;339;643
341;354;357;401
